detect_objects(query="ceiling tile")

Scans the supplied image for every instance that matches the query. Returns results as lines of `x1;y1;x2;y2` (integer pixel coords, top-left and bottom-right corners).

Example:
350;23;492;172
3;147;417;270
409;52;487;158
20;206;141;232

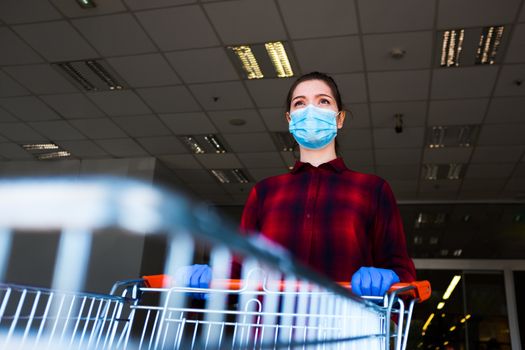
124;0;196;10
370;101;427;128
431;66;499;99
357;0;435;33
471;146;524;163
338;128;373;149
388;179;418;193
423;147;472;163
376;164;420;180
0;123;46;142
41;93;104;119
419;180;460;193
0;108;17;122
160;112;217;134
195;153;242;169
247;168;287;182
136;5;219;51
3;64;78;95
334;73;368;104
28;121;86;141
339;149;374;165
190;82;253;110
136;136;186;155
69;118;126;139
245;78;293;108
363;32;433;71
95;138;148;157
174;169;216;184
428;99;489;125
293;36;363;73
0;96;60;121
56;140;108;158
259;108;287;132
278;0;358;39
368;70;430;101
504;178;525;193
158;154;202;170
204;0;286;44
14;21;98;62
478;124;525;145
505;23;525;63
465;163;516;179
208;109;266;133
373;127;425;149
50;0;126;17
437;0;521;29
187;182;228;196
0;0;62;24
87;90;151;116
344;103;370;128
280;151;296;168
166;48;238;84
107;54;181;88
486;97;525;124
237;152;284;168
0;28;43;65
0;70;29;97
137;86;200;113
73;14;156;56
375;148;422;165
222;132;276;152
494;64;525;97
512;163;525;178
460;178;507;192
0;143;32;160
112;115;171;137
222;183;255;196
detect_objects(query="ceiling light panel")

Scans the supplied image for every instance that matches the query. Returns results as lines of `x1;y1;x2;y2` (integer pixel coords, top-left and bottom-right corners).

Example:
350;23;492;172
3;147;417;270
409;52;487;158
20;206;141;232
272;132;296;152
476;26;505;65
210;168;250;184
22;143;59;151
54;59;125;92
228;41;296;80
180;134;228;154
423;164;466;181
427;125;479;148
36;151;71;160
440;29;465;67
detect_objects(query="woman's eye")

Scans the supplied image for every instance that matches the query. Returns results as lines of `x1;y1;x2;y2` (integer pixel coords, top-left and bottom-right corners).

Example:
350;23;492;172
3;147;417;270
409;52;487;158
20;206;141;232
319;99;330;105
293;100;305;107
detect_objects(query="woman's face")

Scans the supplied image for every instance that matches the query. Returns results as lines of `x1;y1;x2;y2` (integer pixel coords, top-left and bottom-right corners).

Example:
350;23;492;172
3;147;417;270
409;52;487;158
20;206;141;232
286;79;345;128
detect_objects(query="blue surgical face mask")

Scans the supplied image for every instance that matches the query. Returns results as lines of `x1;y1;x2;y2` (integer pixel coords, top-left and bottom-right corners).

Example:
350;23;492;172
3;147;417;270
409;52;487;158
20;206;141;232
289;104;339;150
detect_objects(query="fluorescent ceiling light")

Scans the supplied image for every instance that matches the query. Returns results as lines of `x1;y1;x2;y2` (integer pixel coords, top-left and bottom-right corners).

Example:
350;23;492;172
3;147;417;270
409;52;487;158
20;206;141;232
429;126;446;148
437;302;445;310
458;126;472;147
85;60;122;90
476;26;504;65
22;143;59;151
204;135;226;154
265;41;294;78
449;326;456;332
230;46;263;79
424;164;439;181
181;136;205;154
37;151;71;160
440;29;465;67
447;163;462;180
210;169;250;184
57;63;96;91
443;275;461;300
422;313;435;331
210;170;230;184
230;169;249;184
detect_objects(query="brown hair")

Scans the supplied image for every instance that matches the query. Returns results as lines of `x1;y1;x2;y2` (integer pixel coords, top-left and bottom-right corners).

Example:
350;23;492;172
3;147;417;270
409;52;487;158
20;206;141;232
285;71;344;112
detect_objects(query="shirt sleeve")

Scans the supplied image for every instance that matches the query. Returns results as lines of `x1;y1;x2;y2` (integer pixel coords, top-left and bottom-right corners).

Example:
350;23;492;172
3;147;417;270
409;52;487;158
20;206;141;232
371;180;416;282
240;185;260;234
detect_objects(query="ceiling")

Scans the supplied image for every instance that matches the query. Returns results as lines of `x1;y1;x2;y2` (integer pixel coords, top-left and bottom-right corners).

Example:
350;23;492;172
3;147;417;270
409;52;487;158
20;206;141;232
0;0;524;206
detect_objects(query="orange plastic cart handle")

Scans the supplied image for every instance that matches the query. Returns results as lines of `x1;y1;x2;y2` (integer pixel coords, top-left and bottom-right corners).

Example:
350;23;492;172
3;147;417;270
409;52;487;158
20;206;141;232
142;274;431;303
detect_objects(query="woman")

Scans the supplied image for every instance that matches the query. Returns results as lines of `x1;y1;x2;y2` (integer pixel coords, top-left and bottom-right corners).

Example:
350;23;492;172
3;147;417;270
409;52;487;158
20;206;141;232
180;72;416;297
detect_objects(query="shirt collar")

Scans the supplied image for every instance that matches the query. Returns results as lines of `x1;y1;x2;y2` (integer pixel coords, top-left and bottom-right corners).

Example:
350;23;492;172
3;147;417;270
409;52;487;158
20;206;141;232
291;157;347;174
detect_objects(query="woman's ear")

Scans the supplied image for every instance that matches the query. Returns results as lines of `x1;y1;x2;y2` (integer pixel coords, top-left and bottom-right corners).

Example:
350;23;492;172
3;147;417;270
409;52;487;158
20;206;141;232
285;112;291;123
337;111;346;129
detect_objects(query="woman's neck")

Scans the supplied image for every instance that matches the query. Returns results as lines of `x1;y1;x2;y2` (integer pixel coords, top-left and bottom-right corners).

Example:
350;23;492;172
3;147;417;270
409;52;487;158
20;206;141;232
299;142;338;167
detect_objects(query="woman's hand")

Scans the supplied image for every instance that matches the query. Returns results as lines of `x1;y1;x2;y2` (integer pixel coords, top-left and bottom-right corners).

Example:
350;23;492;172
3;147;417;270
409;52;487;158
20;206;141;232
351;267;400;297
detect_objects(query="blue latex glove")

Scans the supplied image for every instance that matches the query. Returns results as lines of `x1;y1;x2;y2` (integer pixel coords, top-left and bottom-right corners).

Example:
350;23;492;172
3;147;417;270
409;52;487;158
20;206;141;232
351;267;400;297
174;264;212;299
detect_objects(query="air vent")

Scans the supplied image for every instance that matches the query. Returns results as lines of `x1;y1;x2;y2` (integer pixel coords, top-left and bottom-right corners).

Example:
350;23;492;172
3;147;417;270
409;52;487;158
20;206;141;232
54;59;124;92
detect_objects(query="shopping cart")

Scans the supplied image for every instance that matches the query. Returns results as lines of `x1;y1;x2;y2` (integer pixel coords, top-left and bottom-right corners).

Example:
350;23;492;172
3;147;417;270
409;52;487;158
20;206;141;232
0;177;430;350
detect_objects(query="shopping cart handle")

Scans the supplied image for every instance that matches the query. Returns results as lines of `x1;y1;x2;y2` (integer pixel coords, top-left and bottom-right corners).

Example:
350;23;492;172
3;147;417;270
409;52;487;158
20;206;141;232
142;275;431;302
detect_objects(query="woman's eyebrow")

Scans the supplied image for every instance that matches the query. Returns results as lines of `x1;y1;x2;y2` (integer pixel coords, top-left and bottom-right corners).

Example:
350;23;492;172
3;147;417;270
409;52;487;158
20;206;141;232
316;93;334;99
291;95;305;101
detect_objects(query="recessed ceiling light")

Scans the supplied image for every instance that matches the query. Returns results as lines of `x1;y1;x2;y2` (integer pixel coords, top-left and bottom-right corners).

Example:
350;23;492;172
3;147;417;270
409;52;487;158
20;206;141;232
414;236;423;245
429;126;446;148
453;249;463;257
210;169;230;184
437;302;445;310
181;136;205;154
443;275;461;300
36;151;71;160
440;29;465;67
429;237;439;245
57;63;96;91
76;0;96;9
265;41;294;78
230;45;264;79
424;164;439;180
447;163;462;180
228;118;246;126
210;169;250;184
476;26;504;65
204;135;227;154
85;60;122;91
422;313;435;331
22;143;59;151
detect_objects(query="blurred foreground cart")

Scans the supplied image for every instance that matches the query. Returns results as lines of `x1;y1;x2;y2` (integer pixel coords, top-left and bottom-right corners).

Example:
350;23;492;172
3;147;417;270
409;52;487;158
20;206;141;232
0;177;430;349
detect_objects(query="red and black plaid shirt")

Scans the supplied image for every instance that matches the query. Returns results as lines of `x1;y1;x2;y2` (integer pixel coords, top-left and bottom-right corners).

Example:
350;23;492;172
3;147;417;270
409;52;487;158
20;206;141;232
240;157;416;283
